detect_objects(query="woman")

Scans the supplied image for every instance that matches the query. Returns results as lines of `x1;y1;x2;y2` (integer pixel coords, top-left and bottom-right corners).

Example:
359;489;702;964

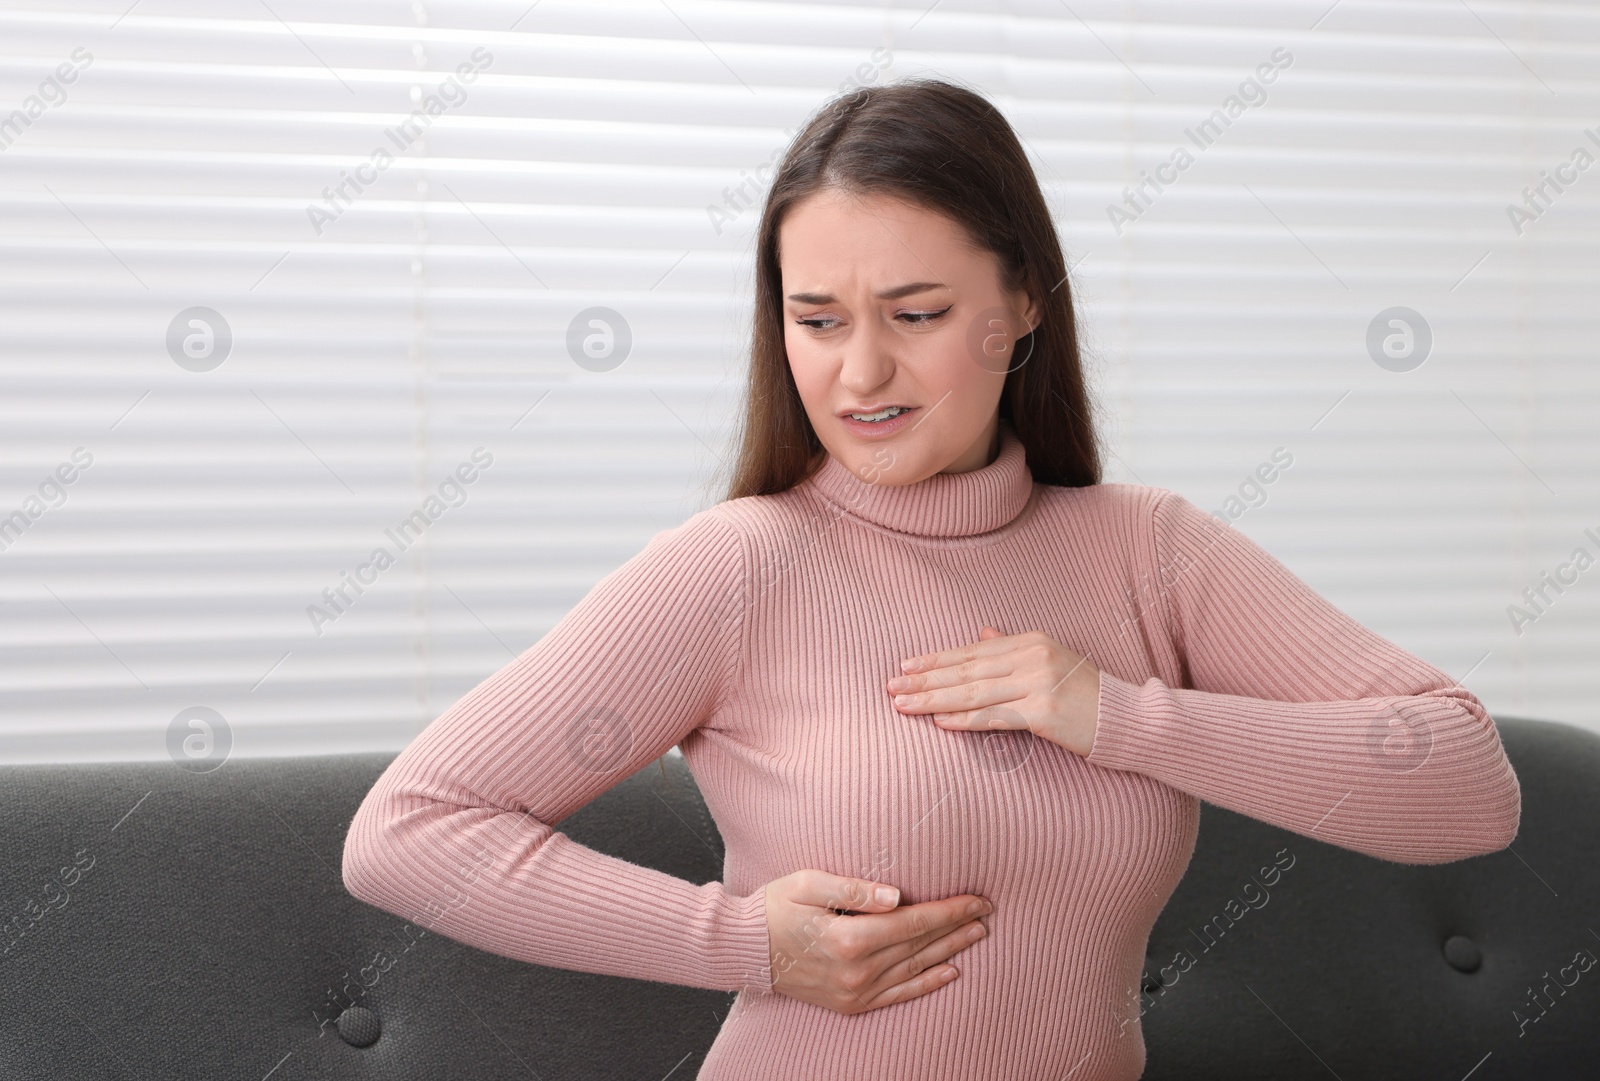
341;77;1521;1080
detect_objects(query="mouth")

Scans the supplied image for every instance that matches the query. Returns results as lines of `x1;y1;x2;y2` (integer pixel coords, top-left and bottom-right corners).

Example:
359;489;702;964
839;405;914;423
837;404;918;437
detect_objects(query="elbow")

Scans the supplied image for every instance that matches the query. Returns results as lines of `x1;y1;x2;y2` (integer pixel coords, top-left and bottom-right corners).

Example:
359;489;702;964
1458;731;1524;859
341;789;400;909
1421;808;1520;865
1386;765;1523;866
1407;698;1524;863
340;832;377;906
1397;820;1519;866
1472;768;1523;858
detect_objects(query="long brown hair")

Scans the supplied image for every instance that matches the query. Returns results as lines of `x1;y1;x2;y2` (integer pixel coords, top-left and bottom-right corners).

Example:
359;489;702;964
720;76;1102;501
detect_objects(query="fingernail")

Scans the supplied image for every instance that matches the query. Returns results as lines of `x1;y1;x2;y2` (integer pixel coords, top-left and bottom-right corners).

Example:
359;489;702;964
901;658;919;673
966;923;986;941
966;900;984;916
875;886;899;907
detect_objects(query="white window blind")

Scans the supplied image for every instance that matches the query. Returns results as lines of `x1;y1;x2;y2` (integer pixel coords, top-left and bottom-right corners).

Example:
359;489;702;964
0;0;1595;764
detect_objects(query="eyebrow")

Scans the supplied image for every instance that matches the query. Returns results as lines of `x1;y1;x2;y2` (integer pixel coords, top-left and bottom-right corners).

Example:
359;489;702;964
785;281;948;304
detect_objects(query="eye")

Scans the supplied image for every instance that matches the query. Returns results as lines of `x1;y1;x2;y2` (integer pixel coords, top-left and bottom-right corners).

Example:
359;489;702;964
792;305;952;331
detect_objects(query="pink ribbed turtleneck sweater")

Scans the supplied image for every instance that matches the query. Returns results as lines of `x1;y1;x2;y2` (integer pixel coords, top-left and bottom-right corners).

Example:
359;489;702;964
341;424;1520;1080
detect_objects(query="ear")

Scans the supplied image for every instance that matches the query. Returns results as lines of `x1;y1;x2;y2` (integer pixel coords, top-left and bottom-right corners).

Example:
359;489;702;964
1013;288;1041;336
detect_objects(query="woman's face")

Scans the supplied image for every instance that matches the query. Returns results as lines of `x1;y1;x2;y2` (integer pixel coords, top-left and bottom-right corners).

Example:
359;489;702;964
778;188;1039;486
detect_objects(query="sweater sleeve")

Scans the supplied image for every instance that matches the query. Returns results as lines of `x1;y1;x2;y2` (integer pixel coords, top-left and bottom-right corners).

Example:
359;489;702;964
1084;488;1521;865
340;508;774;994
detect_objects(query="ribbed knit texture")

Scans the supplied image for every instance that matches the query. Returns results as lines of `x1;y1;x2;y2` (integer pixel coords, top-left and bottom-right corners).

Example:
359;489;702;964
341;422;1521;1081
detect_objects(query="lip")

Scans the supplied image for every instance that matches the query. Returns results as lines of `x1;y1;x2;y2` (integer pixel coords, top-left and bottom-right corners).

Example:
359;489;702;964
837;403;913;417
837;405;918;438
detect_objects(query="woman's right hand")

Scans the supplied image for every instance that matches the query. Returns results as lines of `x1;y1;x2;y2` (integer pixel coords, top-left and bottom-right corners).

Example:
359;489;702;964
763;869;991;1014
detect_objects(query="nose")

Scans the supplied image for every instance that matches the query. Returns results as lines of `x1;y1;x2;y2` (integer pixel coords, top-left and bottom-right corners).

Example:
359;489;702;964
838;312;897;397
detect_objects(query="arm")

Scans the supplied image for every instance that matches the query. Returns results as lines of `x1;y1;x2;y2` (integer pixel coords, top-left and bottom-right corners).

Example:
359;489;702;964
1085;489;1521;865
340;509;773;994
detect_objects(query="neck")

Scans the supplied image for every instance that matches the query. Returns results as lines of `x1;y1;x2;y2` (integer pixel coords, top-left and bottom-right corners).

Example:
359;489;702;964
805;421;1034;538
934;418;998;476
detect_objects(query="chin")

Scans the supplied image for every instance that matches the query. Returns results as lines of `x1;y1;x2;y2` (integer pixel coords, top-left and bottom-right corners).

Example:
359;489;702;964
866;443;936;487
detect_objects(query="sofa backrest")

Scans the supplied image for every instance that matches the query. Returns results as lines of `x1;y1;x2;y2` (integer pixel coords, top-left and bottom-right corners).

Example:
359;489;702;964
1;716;1595;1079
1136;716;1600;1079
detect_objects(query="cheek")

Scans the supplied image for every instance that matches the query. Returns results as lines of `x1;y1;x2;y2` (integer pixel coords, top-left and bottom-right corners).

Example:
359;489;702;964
921;326;998;400
784;332;830;404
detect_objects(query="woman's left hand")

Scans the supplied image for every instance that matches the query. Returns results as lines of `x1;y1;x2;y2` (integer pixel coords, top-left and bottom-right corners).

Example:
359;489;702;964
885;626;1101;757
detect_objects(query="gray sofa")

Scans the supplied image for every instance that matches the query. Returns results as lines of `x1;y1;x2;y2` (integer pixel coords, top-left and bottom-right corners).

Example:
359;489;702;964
2;715;1596;1079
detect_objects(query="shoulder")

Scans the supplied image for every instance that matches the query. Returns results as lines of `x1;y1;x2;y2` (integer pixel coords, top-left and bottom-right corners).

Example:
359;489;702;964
1031;480;1191;527
633;487;820;590
1030;482;1231;568
698;484;831;550
593;502;752;610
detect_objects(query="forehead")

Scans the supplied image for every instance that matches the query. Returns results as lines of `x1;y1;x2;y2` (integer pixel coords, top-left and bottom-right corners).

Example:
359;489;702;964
778;189;987;289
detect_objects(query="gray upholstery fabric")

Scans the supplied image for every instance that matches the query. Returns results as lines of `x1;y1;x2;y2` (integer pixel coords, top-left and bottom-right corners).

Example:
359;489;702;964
1138;716;1600;1079
0;716;1594;1079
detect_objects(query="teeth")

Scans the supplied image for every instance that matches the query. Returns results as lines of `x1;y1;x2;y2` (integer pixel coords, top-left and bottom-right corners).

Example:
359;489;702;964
849;406;907;422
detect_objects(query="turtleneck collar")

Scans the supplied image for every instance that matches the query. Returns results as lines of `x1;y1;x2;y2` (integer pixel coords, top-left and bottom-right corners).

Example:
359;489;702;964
805;422;1035;538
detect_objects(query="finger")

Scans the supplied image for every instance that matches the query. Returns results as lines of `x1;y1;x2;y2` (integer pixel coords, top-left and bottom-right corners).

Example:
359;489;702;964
790;871;901;914
867;905;987;973
862;921;986;1008
881;915;987;985
900;632;1021;675
853;895;991;956
893;676;1026;719
931;703;1033;732
894;652;1015;693
866;909;975;964
860;960;960;1010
